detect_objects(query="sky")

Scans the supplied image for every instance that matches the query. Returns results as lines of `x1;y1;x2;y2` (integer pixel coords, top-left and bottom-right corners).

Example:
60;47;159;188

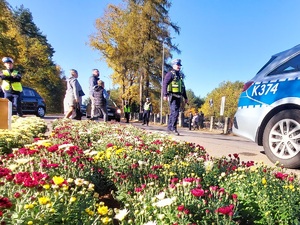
6;0;300;99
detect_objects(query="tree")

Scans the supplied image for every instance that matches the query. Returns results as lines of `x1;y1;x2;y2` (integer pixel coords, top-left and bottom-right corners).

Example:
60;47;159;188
90;0;180;114
200;81;244;120
0;1;65;113
184;89;204;115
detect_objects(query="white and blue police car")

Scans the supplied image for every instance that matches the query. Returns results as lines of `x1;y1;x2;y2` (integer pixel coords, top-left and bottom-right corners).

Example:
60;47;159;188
233;44;300;169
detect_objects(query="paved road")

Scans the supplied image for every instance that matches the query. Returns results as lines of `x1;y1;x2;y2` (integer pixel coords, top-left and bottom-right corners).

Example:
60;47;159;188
43;115;300;174
132;122;272;165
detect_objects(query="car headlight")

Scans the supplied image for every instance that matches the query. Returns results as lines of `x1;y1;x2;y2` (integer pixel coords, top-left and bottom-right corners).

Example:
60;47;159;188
117;109;121;114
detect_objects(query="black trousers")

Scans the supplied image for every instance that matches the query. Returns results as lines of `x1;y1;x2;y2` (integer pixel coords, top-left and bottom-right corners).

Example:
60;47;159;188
5;91;23;116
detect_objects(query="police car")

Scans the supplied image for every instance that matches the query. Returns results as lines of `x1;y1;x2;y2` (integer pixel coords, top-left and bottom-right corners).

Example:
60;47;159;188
233;44;300;169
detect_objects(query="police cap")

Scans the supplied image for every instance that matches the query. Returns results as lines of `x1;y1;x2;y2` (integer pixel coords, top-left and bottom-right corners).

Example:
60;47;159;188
2;57;14;64
171;59;182;66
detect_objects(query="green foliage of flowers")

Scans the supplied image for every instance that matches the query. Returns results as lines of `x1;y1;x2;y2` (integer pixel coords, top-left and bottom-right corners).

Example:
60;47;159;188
0;116;48;154
0;118;300;224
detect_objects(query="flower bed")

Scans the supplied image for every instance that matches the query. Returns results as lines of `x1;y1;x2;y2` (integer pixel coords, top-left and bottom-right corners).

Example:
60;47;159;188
0;116;48;154
0;118;299;224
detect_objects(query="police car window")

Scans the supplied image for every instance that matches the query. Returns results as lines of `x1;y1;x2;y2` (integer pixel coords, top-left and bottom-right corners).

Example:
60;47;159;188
268;54;300;76
256;56;277;74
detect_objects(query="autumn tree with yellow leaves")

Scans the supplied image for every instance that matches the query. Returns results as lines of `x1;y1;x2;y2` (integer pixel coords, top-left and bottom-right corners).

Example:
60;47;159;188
0;0;65;113
89;0;180;113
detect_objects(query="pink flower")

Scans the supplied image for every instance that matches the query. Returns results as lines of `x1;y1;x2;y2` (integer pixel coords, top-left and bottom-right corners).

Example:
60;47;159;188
190;188;205;197
0;168;11;178
216;204;234;215
106;143;114;148
177;205;185;211
14;192;21;198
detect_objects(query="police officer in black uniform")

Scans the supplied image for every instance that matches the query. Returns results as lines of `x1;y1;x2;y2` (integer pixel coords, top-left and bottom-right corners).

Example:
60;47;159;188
163;59;188;135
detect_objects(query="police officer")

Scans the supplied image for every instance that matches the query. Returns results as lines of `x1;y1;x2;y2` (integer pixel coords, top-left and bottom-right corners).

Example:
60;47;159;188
124;101;131;123
142;97;152;126
0;57;23;117
163;59;188;135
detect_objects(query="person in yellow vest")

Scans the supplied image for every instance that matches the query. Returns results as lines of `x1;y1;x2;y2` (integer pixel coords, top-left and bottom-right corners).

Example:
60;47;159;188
124;101;131;123
142;97;152;126
163;59;188;135
0;57;23;117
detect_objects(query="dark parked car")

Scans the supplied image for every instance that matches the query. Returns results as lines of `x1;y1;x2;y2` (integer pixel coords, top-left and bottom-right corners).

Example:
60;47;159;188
85;99;121;122
16;86;46;117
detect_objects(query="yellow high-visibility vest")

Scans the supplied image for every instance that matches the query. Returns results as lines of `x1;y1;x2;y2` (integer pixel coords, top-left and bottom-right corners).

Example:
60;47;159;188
1;70;23;92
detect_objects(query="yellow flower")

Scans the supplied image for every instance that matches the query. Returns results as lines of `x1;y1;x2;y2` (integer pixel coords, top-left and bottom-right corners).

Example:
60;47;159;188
169;172;176;176
43;184;50;190
106;149;112;159
115;148;124;154
85;208;95;216
49;208;56;213
70;196;77;203
262;177;267;185
101;217;112;224
38;196;50;205
97;205;109;215
289;184;294;190
53;176;64;185
24;204;34;209
27;221;33;225
61;185;69;191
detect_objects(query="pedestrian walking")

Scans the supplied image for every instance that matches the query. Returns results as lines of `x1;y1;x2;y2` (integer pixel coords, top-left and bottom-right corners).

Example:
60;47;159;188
89;69;100;120
93;80;109;122
163;59;188;135
142;97;152;126
64;69;85;119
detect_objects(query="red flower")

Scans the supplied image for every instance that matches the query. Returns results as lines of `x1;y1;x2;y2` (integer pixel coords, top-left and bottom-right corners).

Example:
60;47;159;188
0;168;11;178
275;172;288;180
190;188;205;197
232;193;238;201
0;197;12;209
216;204;234;215
177;205;185;211
170;178;179;183
14;192;21;198
183;209;190;214
106;143;114;148
183;177;196;183
47;144;59;152
148;174;159;179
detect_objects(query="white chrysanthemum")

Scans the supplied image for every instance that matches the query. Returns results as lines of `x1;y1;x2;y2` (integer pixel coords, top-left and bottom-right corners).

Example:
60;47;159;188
138;160;147;166
14;157;34;164
74;178;85;186
114;209;129;221
153;198;174;207
157;214;165;220
8;164;18;171
143;221;157;225
58;144;74;150
204;160;214;171
156;192;165;200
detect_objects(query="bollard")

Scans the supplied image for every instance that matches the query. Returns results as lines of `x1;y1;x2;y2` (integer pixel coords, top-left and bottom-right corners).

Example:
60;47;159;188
0;99;12;129
210;116;214;131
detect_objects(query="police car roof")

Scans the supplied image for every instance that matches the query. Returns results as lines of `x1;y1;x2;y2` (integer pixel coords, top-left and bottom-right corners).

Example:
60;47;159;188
255;44;300;78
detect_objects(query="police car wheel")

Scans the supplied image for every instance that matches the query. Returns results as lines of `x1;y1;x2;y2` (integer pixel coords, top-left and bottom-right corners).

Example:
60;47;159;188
263;109;300;169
